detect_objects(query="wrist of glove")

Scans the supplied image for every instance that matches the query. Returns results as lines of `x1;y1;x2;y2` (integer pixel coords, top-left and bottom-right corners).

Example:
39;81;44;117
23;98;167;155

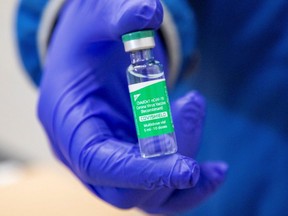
38;0;228;214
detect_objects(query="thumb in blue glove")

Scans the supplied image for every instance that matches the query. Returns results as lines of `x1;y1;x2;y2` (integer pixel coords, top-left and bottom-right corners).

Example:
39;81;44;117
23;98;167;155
38;0;228;214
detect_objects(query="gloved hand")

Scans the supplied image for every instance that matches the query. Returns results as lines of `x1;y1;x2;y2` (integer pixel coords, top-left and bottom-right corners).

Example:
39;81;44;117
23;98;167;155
38;0;228;214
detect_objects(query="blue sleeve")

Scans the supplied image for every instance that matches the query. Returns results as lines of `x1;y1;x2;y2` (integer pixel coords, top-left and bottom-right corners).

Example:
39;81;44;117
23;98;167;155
178;1;288;215
16;0;49;86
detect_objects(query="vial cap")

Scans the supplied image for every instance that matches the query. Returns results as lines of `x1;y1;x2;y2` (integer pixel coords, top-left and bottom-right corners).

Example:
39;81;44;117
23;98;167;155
122;30;155;52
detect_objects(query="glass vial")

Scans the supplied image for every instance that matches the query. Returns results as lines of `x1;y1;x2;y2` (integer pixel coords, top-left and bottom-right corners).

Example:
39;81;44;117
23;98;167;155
122;30;177;158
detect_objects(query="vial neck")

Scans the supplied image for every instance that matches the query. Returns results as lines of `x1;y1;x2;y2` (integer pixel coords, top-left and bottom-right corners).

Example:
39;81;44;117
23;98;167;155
130;49;154;65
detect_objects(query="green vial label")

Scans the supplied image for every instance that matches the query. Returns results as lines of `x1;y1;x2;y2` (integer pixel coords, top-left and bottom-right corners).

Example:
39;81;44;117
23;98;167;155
129;79;174;139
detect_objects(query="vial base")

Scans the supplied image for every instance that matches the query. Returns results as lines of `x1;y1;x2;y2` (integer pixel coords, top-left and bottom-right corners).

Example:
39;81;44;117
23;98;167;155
139;133;177;158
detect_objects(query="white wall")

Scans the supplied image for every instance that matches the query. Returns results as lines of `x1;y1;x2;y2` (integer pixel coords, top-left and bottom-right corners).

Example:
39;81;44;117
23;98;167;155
0;1;54;162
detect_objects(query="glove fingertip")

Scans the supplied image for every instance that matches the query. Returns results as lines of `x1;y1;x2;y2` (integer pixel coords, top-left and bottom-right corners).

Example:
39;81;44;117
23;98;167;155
198;161;229;193
213;162;229;175
169;157;200;189
202;161;229;178
115;0;163;37
184;91;206;111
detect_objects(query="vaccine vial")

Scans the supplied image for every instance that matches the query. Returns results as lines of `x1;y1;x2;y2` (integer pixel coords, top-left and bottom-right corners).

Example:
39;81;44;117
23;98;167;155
122;30;178;158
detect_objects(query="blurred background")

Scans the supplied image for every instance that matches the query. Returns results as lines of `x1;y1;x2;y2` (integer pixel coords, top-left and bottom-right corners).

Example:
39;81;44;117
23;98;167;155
0;0;53;163
0;1;144;215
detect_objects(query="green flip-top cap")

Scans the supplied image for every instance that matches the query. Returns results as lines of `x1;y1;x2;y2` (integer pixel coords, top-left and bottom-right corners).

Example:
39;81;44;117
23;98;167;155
122;30;155;52
122;30;154;42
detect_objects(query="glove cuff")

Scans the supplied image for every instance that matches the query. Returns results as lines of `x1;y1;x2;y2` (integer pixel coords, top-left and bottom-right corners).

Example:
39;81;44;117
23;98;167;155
38;0;65;67
161;4;181;87
16;0;51;85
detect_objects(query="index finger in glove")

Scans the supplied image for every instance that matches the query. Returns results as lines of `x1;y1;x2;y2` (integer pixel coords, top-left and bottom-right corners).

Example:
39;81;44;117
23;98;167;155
57;0;163;44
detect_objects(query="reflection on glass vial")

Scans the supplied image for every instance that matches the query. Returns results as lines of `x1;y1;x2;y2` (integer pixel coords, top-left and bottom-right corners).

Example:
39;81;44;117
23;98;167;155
122;30;177;158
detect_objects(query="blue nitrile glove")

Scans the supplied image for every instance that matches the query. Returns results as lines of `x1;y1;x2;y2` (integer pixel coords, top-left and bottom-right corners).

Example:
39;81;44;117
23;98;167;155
38;0;228;214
